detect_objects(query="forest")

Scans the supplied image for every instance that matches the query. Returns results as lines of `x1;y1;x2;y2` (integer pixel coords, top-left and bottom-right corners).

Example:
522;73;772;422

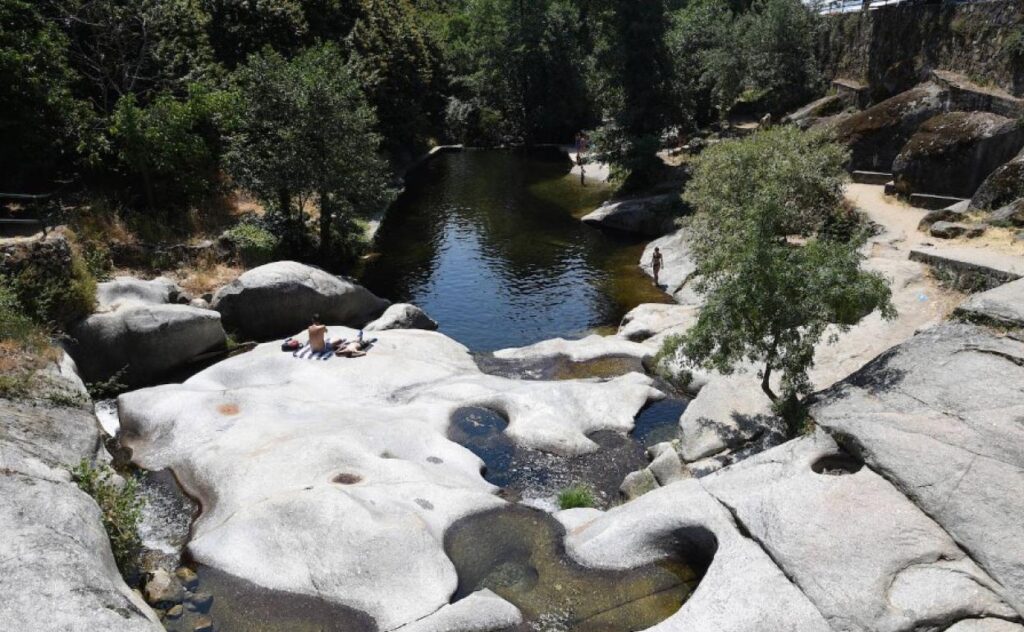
2;0;822;263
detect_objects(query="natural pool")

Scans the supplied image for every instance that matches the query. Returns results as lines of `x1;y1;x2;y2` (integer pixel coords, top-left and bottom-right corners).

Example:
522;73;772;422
360;148;672;352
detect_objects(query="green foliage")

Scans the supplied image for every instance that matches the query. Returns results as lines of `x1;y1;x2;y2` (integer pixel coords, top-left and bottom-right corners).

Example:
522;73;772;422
227;44;395;263
224;221;279;267
0;0;93;189
590;0;677;186
0;283;51;400
71;460;145;575
667;127;895;427
558;484;596;510
1006;27;1024;65
4;239;97;329
109;86;232;209
86;366;128;400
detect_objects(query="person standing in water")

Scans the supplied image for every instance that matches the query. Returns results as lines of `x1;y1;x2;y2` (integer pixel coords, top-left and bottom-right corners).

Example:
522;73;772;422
575;132;589;186
652;247;664;287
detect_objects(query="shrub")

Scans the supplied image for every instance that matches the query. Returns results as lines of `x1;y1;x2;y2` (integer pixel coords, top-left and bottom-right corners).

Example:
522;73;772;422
558;484;596;510
224;221;279;267
0;283;53;399
3;234;97;329
71;460;145;576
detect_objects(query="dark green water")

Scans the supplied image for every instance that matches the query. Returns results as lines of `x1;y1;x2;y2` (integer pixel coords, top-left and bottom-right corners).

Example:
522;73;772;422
360;149;671;352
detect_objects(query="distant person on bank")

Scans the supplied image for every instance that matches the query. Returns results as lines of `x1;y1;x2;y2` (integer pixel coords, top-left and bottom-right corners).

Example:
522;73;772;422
652;247;664;286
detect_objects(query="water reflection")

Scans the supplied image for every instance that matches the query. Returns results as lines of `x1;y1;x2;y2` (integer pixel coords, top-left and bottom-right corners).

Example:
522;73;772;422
360;150;672;351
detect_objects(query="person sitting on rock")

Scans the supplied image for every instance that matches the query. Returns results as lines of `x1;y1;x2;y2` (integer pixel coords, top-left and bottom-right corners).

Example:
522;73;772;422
308;314;330;354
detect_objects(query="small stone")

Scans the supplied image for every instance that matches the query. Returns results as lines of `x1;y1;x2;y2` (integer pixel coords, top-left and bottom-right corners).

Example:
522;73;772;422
187;590;213;612
166;604;184;619
620;468;659;501
174;566;199;589
144;569;185;605
929;221;986;239
649;448;689;486
194;615;214;632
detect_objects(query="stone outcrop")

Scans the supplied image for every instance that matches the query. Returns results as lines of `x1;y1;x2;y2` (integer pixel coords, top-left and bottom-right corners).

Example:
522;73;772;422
68;277;226;388
992;200;1024;227
211;261;389;340
955;278;1024;328
118;327;662;629
565;480;832;631
782;95;845;130
919;200;970;230
930;221;987;239
893;111;1024;198
834;82;949;171
812;323;1024;614
365;303;438;331
640;228;700;304
581;195;680;237
677;374;783;464
617;303;699;344
971;149;1024;212
704;431;1020;631
0;356;162;631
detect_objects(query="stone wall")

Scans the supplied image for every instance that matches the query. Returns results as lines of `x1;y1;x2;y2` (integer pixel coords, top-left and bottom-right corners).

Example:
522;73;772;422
820;2;1024;103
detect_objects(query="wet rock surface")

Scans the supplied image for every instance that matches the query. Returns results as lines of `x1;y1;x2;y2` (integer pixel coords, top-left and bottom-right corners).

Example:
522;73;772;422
446;505;699;631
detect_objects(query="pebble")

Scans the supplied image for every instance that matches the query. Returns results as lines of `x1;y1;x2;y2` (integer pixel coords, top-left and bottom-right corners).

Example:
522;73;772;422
187;590;214;612
194;615;214;632
144;569;185;605
165;604;183;619
175;566;199;589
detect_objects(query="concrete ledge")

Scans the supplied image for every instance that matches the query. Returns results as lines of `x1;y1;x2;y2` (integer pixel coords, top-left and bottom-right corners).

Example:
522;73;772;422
852;171;893;185
909;193;969;210
910;245;1023;291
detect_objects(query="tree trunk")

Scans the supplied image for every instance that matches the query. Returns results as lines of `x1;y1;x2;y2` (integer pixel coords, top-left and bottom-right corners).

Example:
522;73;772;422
318;191;332;262
760;364;779;403
277;189;291;219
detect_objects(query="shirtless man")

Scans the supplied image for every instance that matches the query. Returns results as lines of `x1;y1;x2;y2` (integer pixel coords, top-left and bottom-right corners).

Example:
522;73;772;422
308;314;329;353
652;247;664;287
336;330;371;358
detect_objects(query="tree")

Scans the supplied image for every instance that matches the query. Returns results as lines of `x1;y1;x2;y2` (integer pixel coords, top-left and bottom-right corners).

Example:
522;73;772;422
0;0;93;190
589;0;677;188
735;0;821;113
108;85;229;209
227;44;394;264
662;127;895;427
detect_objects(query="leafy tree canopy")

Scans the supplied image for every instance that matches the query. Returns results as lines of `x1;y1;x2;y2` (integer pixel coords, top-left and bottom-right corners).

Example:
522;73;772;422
663;127;895;426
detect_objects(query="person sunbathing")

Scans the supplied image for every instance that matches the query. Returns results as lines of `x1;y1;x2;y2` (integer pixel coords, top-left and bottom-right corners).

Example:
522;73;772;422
335;331;375;358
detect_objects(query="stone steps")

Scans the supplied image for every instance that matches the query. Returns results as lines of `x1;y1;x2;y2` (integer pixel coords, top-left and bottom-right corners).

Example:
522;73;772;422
910;245;1023;291
909;192;969;210
852;170;893;185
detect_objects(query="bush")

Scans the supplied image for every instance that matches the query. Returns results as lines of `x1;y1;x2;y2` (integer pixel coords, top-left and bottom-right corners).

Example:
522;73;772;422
224;221;279;267
558;484;596;510
71;460;145;576
2;233;97;329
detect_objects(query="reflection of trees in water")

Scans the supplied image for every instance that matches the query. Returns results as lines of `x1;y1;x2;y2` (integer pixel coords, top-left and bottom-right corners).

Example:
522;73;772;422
360;150;666;349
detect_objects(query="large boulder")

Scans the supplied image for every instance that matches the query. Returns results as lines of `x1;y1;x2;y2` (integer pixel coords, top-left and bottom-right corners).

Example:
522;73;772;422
677;374;783;463
117;327;662;629
812;324;1024;614
580;195;679;237
971;149;1024;212
892;111;1024;198
704;432;1020;631
211;261;389;340
782;94;845;130
834;82;949;171
68;302;226;388
991;199;1024;228
954;278;1024;329
0;358;162;631
96;276;185;308
616;303;699;344
364;303;438;332
565;480;832;631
